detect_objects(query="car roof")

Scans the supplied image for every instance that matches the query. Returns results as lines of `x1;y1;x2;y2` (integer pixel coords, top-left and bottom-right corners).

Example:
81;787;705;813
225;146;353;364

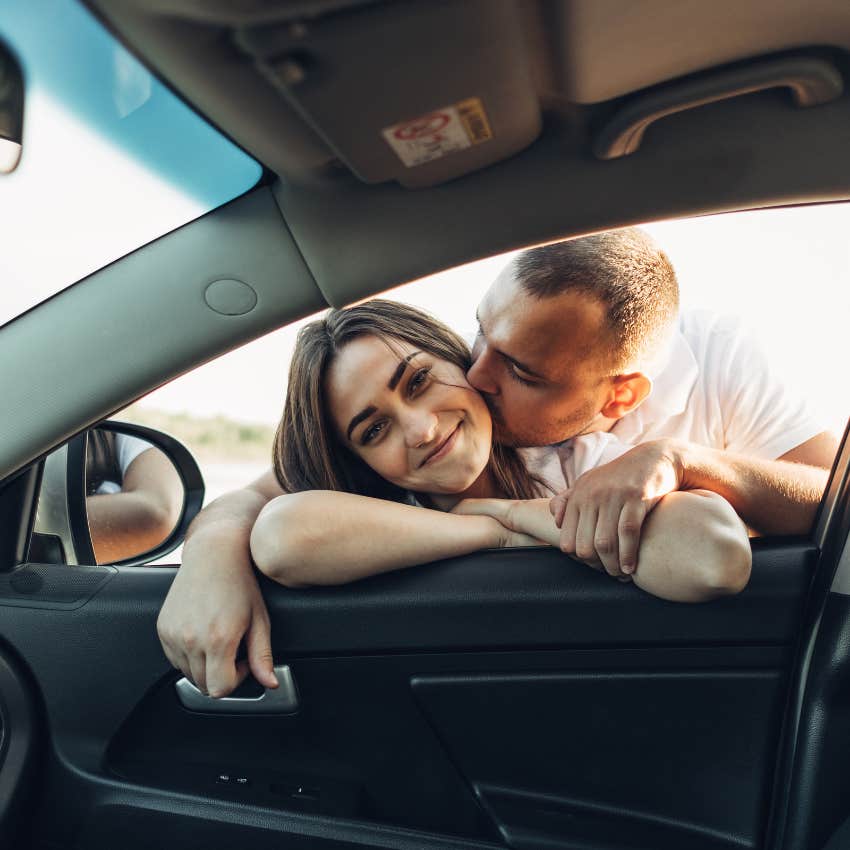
86;0;850;301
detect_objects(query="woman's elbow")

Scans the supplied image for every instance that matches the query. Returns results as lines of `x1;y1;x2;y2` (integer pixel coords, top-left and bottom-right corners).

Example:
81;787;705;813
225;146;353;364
698;531;752;598
250;497;315;588
692;494;753;599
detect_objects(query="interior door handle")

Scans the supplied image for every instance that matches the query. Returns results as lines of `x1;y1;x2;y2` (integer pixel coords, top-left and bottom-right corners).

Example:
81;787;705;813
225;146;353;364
175;664;300;715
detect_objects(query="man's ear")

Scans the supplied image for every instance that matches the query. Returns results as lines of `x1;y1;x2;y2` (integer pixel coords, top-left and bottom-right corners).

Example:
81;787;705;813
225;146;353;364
599;372;652;420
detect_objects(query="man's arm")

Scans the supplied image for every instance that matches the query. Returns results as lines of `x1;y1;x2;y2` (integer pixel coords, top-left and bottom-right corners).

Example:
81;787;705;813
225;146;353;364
675;431;838;535
454;490;751;602
88;447;184;563
550;431;839;578
156;469;283;698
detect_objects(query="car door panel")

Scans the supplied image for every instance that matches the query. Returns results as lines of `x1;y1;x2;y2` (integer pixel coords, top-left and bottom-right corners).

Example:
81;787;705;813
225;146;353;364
0;541;814;849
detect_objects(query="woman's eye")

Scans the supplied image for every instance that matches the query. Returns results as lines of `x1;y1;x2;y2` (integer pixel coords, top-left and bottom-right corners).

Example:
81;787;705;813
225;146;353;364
362;420;388;445
407;366;432;395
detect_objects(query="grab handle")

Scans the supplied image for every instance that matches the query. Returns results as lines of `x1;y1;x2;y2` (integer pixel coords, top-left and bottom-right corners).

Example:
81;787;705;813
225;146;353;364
594;54;844;160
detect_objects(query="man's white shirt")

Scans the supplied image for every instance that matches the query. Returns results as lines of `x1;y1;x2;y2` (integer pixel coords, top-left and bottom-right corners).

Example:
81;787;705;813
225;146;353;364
519;310;823;493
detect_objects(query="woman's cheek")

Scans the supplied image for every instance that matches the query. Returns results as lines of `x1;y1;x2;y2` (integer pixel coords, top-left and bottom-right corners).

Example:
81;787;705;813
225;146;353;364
374;441;412;485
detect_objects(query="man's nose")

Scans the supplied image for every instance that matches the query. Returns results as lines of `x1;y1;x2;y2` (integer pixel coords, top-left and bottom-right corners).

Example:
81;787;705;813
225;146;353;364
404;409;439;448
467;345;499;395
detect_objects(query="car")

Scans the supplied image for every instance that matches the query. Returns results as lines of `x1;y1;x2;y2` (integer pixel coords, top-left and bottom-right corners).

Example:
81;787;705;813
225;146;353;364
1;1;850;849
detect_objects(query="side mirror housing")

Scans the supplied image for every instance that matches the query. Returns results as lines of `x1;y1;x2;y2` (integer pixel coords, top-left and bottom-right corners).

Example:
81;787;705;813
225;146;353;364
31;421;204;566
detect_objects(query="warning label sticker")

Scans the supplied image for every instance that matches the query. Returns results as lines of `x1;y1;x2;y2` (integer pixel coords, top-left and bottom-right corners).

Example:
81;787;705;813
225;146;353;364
382;98;492;168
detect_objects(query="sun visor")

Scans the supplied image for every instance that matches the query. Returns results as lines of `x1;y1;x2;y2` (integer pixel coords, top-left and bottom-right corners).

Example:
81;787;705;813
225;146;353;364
233;0;542;188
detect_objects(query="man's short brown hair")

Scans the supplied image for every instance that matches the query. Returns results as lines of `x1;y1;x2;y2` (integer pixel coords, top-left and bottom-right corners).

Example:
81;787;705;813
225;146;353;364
514;227;680;372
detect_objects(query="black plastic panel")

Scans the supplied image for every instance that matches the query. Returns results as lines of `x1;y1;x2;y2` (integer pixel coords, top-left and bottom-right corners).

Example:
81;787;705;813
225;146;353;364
106;647;788;845
414;669;785;849
775;592;850;850
256;540;815;655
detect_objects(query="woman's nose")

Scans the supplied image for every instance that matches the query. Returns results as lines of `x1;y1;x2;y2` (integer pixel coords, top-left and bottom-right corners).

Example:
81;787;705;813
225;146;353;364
403;409;439;448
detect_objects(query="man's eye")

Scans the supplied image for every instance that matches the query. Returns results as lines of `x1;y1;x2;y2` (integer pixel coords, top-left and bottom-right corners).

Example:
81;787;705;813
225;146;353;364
362;420;388;445
407;366;432;395
509;366;538;387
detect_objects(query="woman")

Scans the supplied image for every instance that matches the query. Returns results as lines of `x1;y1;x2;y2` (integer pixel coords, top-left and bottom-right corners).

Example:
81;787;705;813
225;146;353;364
250;300;751;602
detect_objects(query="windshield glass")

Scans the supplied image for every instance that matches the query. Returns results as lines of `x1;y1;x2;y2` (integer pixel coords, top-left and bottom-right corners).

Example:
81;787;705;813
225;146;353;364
0;0;262;326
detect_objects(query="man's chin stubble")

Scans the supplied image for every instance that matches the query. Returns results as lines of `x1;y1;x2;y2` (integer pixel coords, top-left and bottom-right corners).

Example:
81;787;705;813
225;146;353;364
492;413;601;449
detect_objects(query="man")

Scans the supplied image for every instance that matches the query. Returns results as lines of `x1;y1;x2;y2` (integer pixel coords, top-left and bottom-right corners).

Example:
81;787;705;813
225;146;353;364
157;228;837;697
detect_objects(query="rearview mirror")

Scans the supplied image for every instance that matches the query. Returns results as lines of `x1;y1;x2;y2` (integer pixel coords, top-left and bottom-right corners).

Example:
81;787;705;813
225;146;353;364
31;422;204;566
0;37;24;174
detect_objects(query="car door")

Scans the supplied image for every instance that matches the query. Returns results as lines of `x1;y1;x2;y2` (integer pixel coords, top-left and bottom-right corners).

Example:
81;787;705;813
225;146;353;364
1;424;849;850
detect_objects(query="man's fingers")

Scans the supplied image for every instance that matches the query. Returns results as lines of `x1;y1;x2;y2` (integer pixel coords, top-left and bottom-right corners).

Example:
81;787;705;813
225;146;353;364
574;503;599;565
618;501;647;575
595;500;623;577
246;611;278;690
549;491;570;527
558;498;579;556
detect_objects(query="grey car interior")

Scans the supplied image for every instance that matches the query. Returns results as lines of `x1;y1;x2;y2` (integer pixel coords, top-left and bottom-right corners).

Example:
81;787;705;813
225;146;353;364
2;2;850;850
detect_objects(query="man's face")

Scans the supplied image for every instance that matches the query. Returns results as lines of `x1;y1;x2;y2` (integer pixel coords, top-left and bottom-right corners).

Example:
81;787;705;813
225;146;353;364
467;263;615;447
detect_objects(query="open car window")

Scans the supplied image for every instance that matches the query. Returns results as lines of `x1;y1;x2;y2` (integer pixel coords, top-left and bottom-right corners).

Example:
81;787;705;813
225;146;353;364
118;201;848;519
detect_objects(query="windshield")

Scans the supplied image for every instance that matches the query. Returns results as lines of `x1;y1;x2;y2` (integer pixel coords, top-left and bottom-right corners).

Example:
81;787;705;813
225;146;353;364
0;0;262;326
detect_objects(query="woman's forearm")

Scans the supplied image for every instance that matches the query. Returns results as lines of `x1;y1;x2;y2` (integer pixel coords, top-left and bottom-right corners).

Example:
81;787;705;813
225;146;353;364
250;490;506;587
507;492;752;602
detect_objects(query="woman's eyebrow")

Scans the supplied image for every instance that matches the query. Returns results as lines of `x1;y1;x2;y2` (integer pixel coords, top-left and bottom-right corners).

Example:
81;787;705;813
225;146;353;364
387;350;422;390
346;350;423;440
347;405;377;441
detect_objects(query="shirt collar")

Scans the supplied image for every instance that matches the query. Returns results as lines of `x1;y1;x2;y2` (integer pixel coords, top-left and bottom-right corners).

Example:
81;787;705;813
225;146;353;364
611;320;698;438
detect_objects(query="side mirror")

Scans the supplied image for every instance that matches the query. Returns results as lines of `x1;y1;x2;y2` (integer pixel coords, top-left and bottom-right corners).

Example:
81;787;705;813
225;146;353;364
31;422;204;566
0;37;24;174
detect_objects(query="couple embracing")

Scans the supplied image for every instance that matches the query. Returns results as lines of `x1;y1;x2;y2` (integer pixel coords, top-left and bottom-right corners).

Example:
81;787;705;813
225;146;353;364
159;228;836;697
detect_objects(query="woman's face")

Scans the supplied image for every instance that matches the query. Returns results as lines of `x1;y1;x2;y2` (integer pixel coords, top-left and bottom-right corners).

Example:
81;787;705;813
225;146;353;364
326;335;493;495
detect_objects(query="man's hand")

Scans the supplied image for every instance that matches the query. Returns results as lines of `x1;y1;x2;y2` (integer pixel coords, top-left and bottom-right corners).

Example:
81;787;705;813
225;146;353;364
549;440;680;577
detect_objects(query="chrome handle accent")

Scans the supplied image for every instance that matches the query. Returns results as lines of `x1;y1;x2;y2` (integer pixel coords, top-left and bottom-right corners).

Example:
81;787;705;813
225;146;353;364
175;664;299;714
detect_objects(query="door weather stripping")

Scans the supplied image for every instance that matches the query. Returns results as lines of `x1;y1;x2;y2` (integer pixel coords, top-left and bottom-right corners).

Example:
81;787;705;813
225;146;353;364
175;665;299;714
818;421;850;553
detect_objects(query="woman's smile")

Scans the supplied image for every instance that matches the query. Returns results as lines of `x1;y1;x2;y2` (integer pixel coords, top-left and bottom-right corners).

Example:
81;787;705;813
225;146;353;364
420;421;462;468
326;334;493;495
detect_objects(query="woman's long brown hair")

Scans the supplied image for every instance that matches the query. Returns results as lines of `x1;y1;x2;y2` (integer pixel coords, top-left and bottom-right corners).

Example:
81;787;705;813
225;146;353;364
273;299;547;502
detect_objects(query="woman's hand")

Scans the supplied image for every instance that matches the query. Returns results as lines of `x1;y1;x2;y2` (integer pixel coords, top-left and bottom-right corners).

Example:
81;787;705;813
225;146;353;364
451;498;548;548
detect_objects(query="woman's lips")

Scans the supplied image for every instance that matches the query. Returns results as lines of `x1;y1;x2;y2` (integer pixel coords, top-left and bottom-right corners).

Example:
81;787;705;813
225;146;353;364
421;423;461;467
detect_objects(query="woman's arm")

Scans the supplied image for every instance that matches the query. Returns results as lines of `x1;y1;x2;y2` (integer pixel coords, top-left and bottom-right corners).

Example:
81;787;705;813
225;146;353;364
454;491;751;602
250;490;543;588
